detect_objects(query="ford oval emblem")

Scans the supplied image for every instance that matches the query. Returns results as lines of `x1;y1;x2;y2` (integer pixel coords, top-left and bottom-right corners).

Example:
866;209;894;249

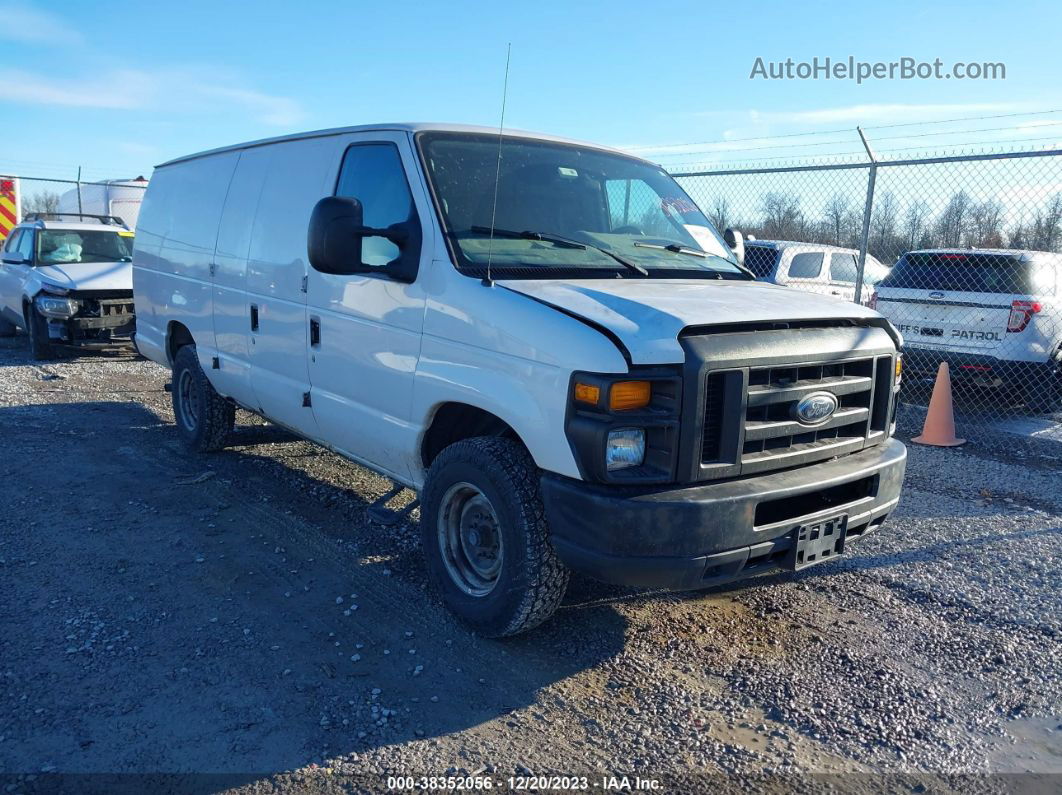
793;391;839;425
929;291;944;300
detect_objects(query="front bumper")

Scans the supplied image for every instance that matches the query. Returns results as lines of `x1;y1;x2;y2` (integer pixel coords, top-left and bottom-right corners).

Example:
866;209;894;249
541;438;906;590
39;304;136;348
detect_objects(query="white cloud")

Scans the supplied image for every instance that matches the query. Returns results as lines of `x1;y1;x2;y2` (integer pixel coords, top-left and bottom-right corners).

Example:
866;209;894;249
0;2;83;45
0;67;304;126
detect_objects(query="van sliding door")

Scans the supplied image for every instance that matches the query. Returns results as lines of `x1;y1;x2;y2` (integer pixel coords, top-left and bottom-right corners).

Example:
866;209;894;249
245;137;337;437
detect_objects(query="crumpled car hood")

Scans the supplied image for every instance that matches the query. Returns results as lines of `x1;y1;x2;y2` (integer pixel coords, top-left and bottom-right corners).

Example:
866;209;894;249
35;261;133;293
498;278;893;364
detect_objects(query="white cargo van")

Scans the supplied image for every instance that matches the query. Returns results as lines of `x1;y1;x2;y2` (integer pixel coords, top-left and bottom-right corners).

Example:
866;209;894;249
134;123;906;636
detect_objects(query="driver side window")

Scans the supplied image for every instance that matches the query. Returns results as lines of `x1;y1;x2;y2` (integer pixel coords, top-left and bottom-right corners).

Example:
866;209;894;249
17;230;34;262
335;143;416;269
3;230;22;253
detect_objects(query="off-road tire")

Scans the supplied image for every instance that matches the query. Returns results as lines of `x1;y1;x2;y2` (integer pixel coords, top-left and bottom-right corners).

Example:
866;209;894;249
24;306;55;361
172;344;235;452
421;437;570;637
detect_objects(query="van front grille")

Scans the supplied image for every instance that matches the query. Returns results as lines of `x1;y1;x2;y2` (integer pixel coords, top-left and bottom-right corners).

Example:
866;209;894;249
698;354;893;476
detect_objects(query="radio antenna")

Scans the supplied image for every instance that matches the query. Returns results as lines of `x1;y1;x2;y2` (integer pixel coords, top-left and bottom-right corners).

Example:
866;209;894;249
483;42;512;287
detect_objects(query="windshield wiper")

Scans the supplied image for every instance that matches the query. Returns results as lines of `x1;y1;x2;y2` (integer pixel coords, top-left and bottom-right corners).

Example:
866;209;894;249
634;241;710;257
468;226;648;277
633;241;756;279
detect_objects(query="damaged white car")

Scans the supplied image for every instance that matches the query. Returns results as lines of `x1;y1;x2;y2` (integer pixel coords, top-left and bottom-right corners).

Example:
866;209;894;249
0;213;137;360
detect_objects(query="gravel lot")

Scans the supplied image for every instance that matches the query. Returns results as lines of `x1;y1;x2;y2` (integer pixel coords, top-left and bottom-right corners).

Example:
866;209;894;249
1;336;1059;792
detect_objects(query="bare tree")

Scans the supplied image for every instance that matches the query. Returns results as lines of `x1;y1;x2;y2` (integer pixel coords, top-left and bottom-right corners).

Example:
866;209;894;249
23;189;61;215
1029;194;1062;251
706;196;730;233
821;193;851;247
761;192;804;240
870;191;899;259
896;200;930;254
935;191;973;248
967;198;1005;248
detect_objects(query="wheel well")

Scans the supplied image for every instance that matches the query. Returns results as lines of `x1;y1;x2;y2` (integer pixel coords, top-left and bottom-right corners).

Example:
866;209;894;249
166;321;194;364
421;403;521;469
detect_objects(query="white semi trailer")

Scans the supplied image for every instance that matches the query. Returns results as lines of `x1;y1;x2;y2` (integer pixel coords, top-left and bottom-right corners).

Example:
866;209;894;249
58;177;148;229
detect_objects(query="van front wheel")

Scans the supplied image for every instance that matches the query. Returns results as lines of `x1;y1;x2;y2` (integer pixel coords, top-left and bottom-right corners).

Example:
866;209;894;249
171;345;235;452
421;437;569;637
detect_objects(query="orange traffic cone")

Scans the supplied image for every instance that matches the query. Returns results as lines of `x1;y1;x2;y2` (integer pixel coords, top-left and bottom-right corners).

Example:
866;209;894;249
912;362;966;447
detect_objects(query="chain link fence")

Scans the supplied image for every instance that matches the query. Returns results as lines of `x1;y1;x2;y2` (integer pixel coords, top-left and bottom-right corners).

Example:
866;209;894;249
673;148;1062;436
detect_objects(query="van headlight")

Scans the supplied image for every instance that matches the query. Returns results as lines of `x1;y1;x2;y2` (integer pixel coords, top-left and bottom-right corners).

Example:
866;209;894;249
35;295;79;318
605;428;645;471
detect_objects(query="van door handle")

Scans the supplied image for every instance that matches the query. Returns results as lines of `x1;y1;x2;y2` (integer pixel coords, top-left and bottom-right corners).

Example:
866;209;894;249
309;317;321;347
250;304;259;331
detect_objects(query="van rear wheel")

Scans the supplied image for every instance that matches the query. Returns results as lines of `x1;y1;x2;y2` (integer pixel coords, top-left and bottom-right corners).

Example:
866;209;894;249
171;345;235;452
420;437;569;637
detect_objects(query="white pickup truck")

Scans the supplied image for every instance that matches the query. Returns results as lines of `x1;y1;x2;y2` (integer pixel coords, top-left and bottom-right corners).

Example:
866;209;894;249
133;123;906;636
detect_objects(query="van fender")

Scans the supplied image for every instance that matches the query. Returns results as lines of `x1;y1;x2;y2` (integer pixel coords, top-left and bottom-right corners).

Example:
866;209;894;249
411;342;583;483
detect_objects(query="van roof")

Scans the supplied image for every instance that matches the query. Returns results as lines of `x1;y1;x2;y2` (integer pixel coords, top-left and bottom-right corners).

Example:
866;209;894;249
157;122;642;169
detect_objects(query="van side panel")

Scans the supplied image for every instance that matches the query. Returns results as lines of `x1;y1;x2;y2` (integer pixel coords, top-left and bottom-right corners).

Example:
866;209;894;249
210;149;269;407
132;153;238;367
244;137;336;435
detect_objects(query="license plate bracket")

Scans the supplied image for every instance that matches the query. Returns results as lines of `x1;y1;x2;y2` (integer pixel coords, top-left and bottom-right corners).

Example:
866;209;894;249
788;514;848;571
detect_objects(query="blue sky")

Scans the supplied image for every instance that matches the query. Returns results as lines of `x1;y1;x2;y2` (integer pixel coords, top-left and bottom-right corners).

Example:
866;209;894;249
2;0;1061;181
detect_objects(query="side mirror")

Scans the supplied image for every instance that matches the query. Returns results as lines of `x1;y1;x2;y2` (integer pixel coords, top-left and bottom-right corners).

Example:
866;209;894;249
307;196;418;281
308;196;365;275
1;253;29;266
723;228;745;266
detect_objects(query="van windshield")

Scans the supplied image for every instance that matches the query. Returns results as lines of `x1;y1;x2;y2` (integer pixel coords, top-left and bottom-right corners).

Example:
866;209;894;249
416;132;746;280
37;229;134;265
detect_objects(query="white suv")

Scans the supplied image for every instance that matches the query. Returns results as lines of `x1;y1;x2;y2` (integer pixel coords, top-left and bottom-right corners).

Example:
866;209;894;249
744;240;890;305
0;213;136;359
872;249;1061;413
133;123;906;635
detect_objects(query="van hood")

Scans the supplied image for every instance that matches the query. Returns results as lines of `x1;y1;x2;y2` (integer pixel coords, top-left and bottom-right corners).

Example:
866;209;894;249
35;261;133;293
498;278;894;364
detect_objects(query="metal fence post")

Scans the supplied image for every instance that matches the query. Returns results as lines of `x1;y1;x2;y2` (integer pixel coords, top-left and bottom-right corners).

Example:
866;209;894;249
76;166;83;215
854;127;877;305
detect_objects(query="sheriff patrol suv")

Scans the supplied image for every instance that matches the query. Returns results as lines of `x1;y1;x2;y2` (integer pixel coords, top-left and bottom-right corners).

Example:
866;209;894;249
134;123;907;636
0;213;136;359
872;249;1061;413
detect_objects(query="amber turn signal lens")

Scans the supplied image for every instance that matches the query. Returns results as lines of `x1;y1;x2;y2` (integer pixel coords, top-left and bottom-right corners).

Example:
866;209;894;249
609;380;651;411
574;382;601;405
895;355;903;383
